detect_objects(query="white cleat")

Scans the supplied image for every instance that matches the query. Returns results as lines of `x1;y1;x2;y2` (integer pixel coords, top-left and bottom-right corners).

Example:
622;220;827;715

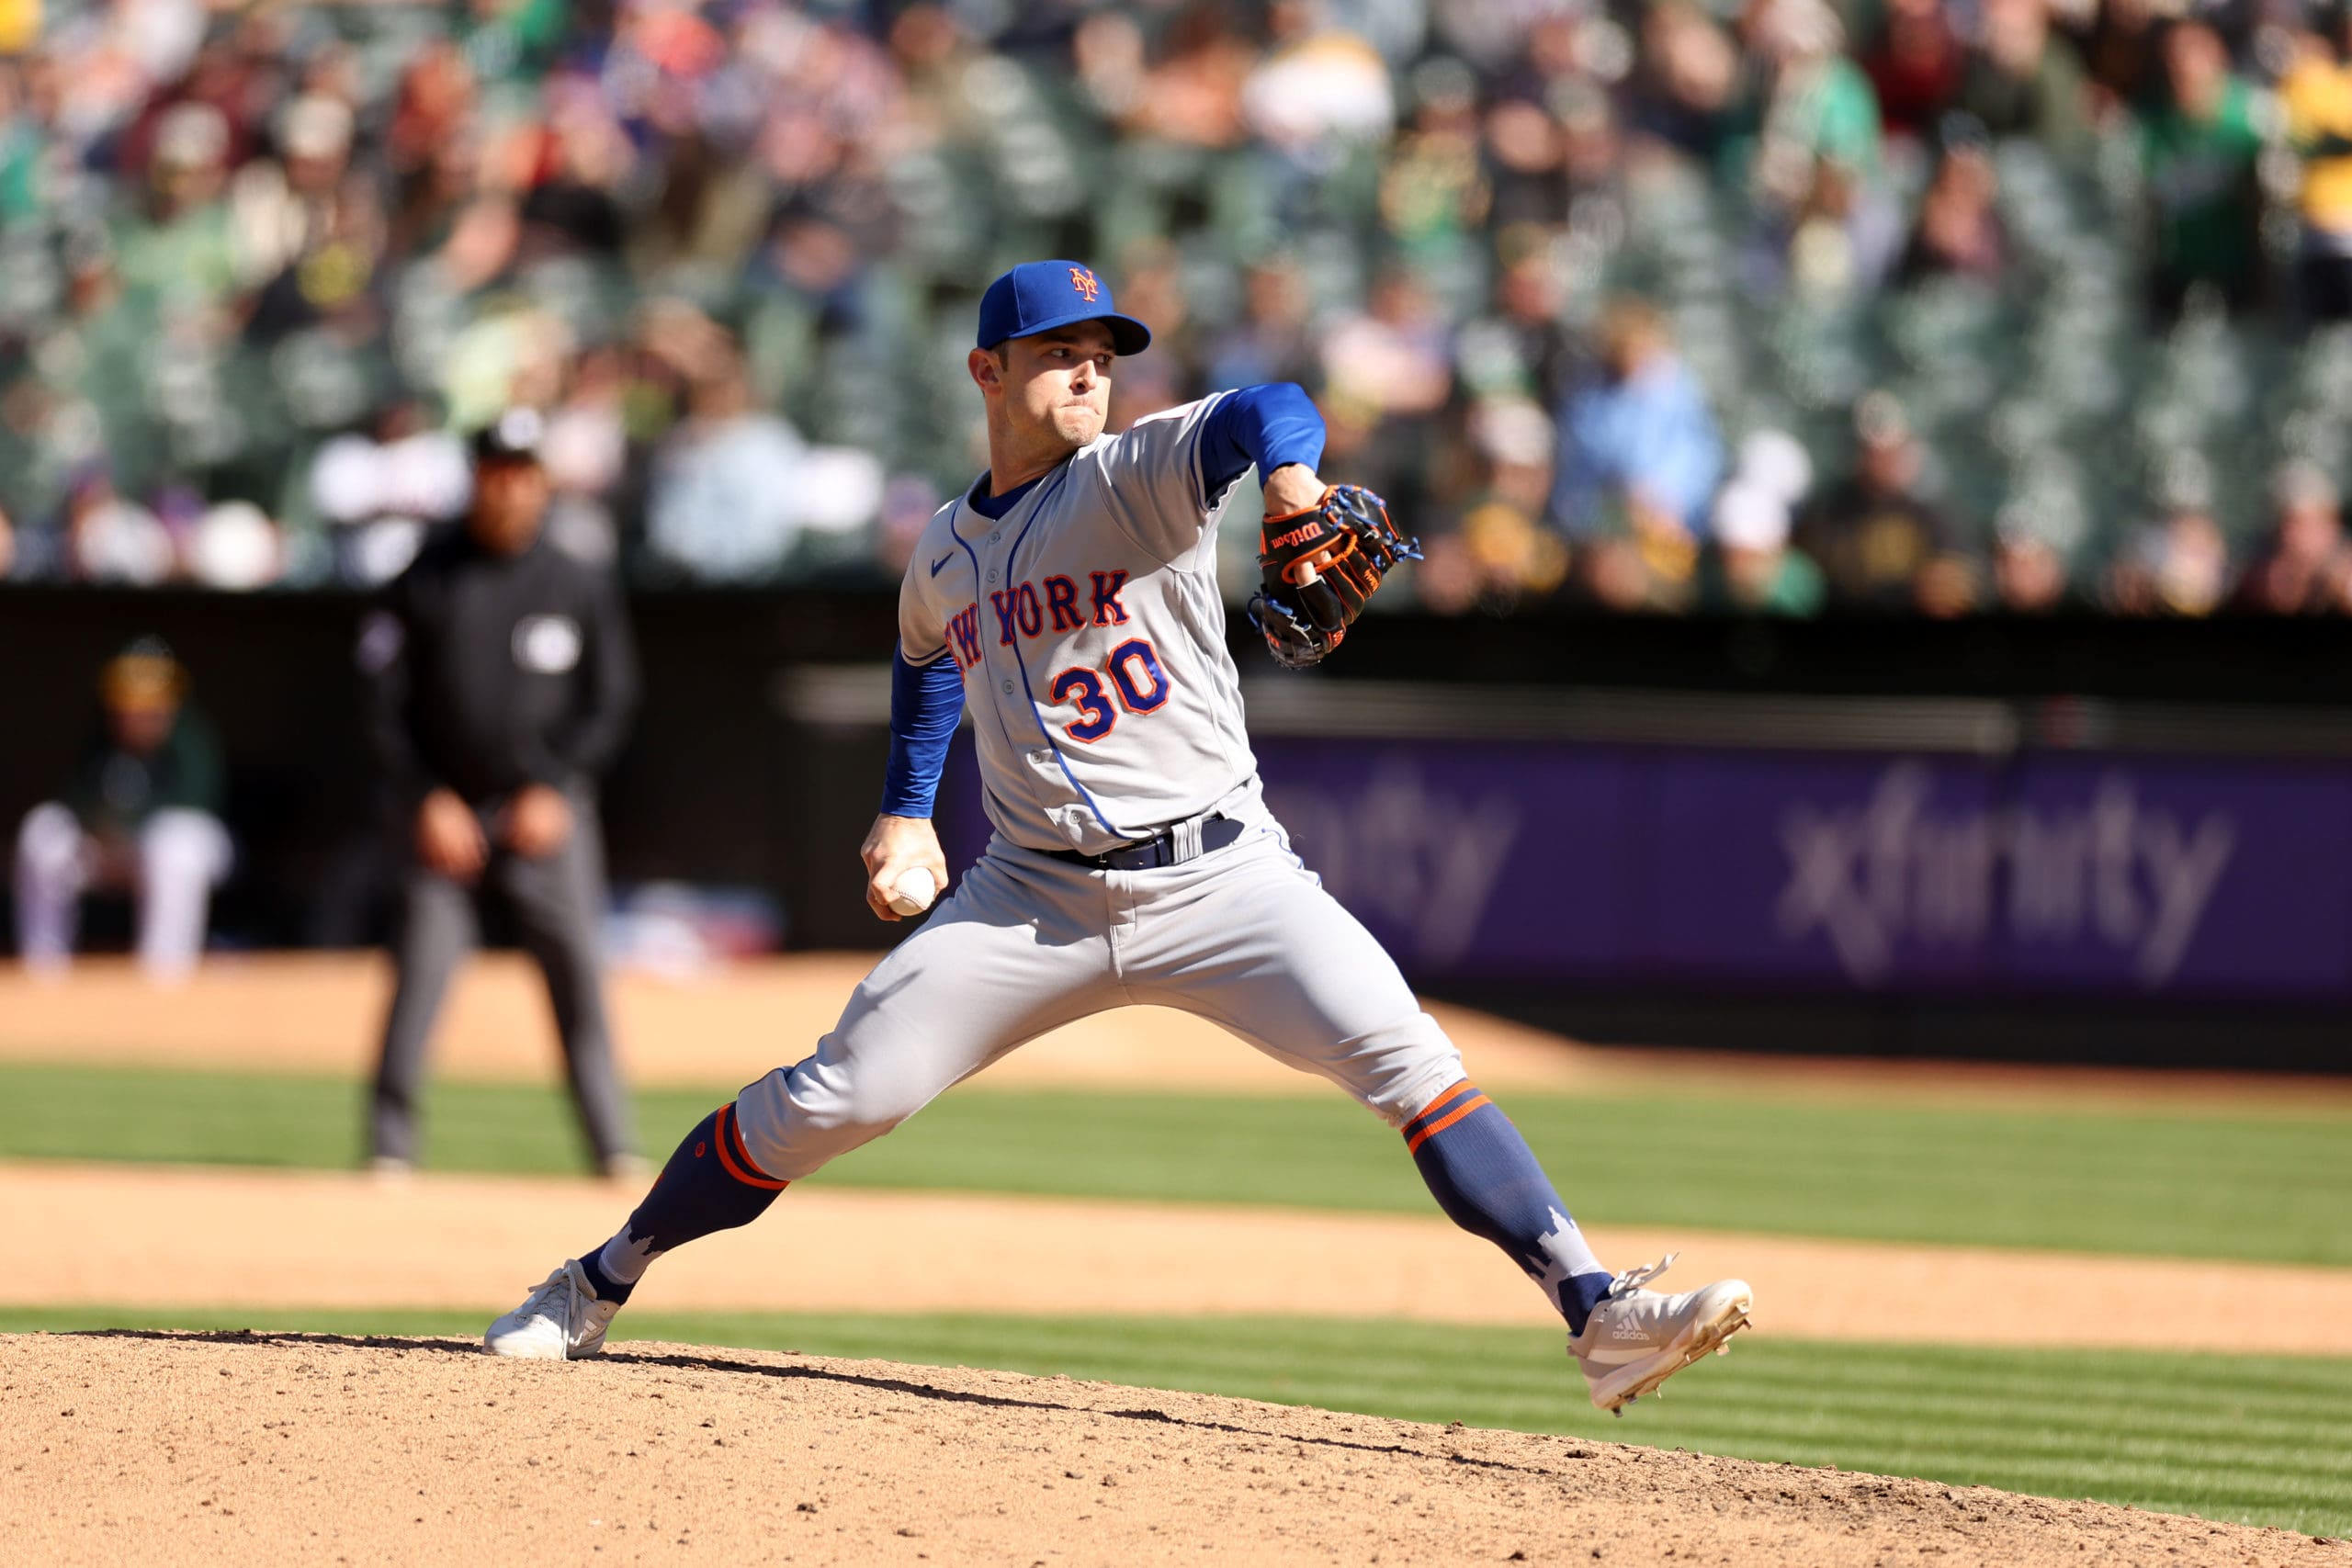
1569;1252;1753;1416
483;1259;620;1360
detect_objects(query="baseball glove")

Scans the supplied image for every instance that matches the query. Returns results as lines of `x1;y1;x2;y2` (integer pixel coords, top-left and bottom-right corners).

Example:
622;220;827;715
1246;485;1419;671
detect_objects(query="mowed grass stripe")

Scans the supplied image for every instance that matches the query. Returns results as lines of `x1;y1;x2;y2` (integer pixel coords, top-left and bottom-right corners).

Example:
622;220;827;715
6;1062;2352;1265
1678;1353;2352;1404
4;1306;2346;1537
1685;1397;2352;1450
1656;1415;2351;1482
1433;1384;2352;1449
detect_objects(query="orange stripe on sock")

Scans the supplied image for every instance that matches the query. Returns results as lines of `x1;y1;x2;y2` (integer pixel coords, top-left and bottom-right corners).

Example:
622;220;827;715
713;1125;788;1190
712;1103;790;1190
718;1104;789;1190
1404;1095;1491;1155
1399;1080;1476;1137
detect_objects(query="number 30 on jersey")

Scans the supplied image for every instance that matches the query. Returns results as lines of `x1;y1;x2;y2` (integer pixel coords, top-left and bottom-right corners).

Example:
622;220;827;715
1049;638;1170;743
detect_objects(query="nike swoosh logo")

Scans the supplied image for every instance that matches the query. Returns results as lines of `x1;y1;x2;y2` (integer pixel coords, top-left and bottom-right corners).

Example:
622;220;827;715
929;552;956;578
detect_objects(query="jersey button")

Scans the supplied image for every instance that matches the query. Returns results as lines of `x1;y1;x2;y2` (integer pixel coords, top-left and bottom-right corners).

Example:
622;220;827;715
989;532;1001;544
1000;679;1015;694
986;570;998;583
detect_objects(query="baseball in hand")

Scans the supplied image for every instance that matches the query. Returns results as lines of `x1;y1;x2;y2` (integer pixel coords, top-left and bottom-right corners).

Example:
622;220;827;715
887;867;939;917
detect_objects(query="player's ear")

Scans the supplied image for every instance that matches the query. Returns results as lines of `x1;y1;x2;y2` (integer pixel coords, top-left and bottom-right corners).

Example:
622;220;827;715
967;345;1002;396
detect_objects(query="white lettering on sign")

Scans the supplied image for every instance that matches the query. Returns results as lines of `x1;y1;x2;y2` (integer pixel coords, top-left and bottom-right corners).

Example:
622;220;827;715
1267;761;1521;966
1775;764;2235;987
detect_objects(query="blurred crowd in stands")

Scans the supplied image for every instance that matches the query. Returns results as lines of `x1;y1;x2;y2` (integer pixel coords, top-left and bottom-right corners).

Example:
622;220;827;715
10;0;2352;615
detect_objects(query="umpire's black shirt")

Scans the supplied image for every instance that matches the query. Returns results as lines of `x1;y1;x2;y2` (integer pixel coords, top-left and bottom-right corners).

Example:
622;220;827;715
361;526;639;807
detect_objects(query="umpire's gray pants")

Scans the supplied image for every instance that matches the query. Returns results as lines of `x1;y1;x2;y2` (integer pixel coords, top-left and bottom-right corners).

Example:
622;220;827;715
368;803;636;1167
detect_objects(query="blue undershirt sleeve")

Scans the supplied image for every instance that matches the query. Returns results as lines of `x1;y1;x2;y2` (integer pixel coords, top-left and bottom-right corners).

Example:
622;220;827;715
1196;383;1328;509
880;644;966;818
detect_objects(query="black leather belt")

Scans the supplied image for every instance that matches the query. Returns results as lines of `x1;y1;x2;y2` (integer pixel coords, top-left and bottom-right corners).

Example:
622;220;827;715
1042;813;1245;872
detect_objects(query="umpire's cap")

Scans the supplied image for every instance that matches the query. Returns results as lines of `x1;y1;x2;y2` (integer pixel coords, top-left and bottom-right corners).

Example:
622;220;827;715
977;261;1151;355
470;407;546;466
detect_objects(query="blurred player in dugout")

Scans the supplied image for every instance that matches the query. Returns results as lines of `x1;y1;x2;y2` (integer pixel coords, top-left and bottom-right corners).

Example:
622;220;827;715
358;410;642;1178
13;637;232;982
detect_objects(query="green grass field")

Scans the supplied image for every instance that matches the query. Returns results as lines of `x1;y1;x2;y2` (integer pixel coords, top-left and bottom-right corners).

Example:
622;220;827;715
6;1305;2347;1537
7;1061;2352;1264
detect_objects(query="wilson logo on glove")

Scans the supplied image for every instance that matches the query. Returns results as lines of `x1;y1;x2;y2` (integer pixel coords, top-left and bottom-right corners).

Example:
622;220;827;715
1247;485;1419;671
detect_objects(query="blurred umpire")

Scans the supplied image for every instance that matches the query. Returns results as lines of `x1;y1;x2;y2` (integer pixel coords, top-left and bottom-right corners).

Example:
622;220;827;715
358;409;641;1177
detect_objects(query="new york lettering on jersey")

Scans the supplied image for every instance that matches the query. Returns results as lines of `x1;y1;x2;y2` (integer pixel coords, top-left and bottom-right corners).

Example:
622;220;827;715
979;569;1129;653
952;570;1160;743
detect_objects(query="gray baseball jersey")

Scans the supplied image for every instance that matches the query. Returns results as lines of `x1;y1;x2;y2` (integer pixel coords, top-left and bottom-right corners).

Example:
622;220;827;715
732;394;1464;1182
897;391;1261;856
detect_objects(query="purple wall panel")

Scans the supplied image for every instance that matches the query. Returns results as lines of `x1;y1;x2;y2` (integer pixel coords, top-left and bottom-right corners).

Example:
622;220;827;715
1994;758;2352;997
939;732;2352;1002
1641;753;2000;988
1257;740;1640;978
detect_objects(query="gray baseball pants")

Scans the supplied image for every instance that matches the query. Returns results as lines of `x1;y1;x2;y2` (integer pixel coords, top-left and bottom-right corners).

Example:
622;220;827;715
733;821;1465;1181
368;798;636;1167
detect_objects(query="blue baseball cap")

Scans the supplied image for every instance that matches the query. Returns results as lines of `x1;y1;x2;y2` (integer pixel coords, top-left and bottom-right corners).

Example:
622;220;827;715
976;260;1151;355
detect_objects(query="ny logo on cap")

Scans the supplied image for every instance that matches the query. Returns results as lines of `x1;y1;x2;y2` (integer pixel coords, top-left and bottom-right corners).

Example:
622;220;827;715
1069;266;1100;302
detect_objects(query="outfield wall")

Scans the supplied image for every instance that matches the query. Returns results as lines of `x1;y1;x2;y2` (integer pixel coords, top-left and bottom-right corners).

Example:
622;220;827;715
8;586;2352;1067
1253;745;2332;1001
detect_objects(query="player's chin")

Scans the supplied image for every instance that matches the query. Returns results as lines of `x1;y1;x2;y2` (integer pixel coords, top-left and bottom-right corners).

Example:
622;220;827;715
1056;408;1106;445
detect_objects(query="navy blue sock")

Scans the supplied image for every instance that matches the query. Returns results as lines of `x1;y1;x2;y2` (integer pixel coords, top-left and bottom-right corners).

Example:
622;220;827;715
577;1103;786;1304
1403;1082;1615;1334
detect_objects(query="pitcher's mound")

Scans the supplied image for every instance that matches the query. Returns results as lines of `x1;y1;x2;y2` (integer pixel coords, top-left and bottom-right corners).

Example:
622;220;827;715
4;1331;2337;1566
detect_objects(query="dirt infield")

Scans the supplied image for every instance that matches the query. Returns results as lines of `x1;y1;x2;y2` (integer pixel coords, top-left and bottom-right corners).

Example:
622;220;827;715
6;1332;2341;1568
10;953;2352;1113
13;1161;2352;1352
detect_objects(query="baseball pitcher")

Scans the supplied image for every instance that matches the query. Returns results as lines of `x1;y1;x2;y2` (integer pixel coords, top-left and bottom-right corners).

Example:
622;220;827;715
487;262;1752;1414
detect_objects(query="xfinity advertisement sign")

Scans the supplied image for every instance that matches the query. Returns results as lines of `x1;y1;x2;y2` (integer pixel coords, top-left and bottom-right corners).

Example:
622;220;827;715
1770;764;2235;987
1247;741;2352;1002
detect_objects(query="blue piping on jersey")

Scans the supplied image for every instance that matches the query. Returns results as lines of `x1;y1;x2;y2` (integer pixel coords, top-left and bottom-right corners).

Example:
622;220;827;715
953;497;1041;826
964;463;1128;846
1190;389;1228;515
